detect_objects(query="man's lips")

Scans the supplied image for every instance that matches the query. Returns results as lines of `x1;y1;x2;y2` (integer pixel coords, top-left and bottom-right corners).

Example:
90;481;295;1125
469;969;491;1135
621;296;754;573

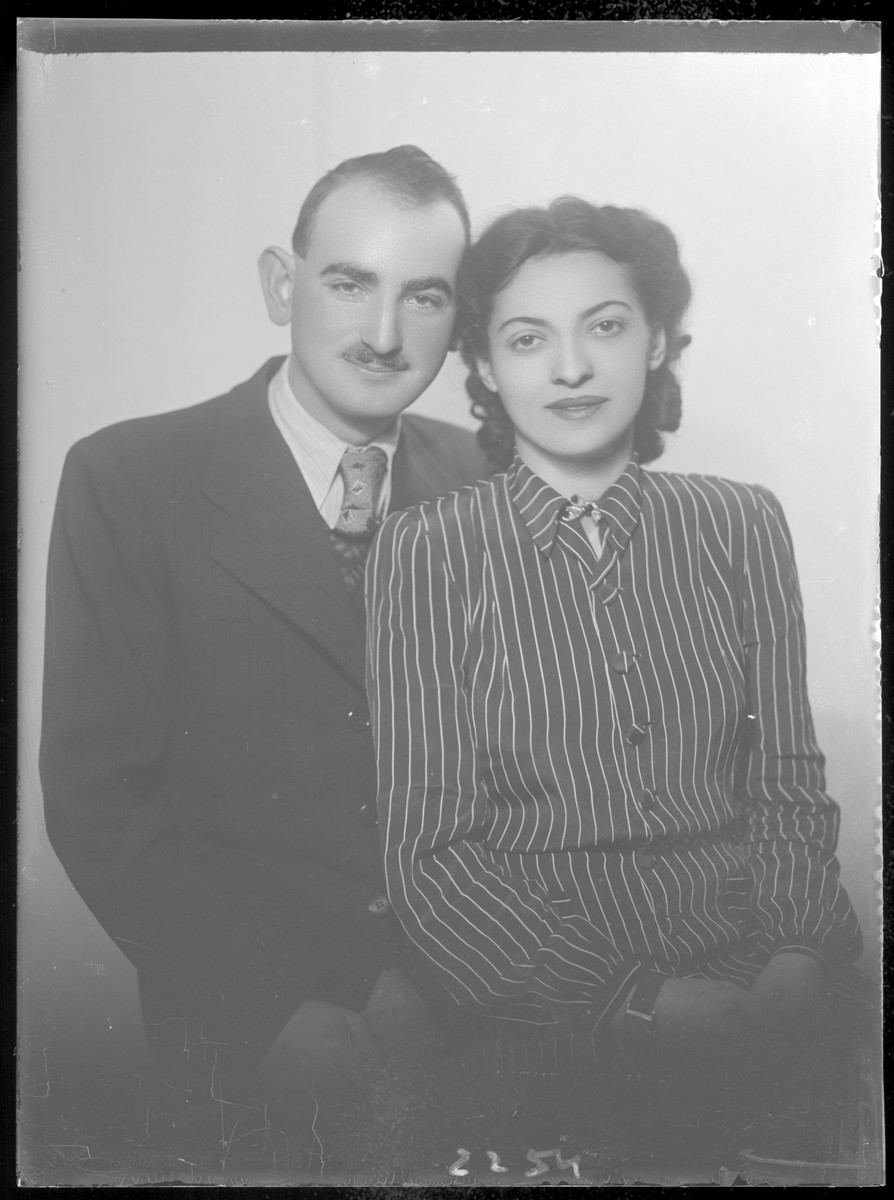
343;354;410;374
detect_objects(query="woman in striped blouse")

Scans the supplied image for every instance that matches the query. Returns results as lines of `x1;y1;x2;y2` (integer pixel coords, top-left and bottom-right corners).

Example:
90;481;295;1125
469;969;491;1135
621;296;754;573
366;198;863;1094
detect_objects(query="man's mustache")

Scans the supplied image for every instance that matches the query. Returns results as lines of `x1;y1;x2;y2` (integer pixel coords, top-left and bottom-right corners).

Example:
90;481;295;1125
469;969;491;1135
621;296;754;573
342;345;410;372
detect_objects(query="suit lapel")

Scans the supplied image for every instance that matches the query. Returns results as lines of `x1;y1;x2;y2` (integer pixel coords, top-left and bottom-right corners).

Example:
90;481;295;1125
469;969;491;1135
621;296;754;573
200;361;366;688
391;417;466;512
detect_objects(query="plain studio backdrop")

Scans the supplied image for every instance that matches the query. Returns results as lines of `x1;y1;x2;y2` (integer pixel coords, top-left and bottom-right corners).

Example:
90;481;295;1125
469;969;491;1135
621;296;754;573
18;48;880;1106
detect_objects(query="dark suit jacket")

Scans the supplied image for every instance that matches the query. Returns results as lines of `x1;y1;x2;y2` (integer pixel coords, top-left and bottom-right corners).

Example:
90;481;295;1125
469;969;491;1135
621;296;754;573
40;357;489;1071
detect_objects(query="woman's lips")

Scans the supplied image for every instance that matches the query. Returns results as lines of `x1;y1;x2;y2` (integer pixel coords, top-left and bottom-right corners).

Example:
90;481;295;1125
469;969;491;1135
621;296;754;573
546;396;609;418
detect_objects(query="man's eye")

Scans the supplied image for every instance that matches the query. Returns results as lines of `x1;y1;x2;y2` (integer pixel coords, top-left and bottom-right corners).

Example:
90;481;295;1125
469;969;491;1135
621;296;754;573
330;281;364;297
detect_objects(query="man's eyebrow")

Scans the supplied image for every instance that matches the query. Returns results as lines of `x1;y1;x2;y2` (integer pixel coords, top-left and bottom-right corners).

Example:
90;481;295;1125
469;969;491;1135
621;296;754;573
498;299;632;333
320;264;453;300
403;276;454;300
320;262;379;286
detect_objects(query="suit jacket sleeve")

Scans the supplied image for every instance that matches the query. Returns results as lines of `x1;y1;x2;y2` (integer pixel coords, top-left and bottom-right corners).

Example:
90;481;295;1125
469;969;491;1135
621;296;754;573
40;435;294;1066
366;506;641;1029
741;487;863;968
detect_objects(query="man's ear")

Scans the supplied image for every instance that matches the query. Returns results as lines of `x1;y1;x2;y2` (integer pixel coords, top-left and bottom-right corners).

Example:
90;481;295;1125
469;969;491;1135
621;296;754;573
258;246;295;326
648;328;667;371
476;357;498;393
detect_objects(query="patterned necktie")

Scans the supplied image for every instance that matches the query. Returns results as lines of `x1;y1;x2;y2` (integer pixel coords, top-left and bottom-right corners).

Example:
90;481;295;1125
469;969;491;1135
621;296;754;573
329;445;389;595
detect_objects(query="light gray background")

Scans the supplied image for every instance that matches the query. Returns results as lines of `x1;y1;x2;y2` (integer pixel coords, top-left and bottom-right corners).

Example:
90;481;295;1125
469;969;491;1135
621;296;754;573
18;49;881;1093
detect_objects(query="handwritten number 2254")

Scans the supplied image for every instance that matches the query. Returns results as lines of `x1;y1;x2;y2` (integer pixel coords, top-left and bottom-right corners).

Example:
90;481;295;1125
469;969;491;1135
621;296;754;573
448;1147;581;1178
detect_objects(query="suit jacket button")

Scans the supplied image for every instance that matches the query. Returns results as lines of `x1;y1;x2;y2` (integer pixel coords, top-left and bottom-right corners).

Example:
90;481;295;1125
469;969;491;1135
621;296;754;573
357;803;378;828
640;789;656;811
610;651;635;674
626;724;648;746
347;705;371;731
367;896;390;916
634;850;655;870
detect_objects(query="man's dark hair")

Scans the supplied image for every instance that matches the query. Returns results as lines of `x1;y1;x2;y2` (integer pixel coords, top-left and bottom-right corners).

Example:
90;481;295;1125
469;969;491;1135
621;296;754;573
292;144;471;256
457;196;693;471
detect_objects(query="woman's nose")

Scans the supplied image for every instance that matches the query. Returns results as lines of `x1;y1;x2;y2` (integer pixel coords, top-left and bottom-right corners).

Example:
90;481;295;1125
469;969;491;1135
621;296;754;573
551;341;593;388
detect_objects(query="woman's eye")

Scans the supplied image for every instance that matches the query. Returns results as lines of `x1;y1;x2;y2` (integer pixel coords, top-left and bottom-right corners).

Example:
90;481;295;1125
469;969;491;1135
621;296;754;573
509;333;542;352
591;318;624;335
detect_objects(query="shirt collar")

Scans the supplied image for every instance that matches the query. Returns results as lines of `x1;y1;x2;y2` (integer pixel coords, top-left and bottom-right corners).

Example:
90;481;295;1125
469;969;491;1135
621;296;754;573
506;454;645;557
268;357;401;510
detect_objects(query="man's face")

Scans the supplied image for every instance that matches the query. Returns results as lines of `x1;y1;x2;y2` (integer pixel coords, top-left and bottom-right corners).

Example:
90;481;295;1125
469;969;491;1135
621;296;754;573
285;178;466;443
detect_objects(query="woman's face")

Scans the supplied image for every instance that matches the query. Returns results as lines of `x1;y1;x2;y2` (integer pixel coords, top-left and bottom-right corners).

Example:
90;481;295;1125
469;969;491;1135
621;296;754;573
478;251;665;470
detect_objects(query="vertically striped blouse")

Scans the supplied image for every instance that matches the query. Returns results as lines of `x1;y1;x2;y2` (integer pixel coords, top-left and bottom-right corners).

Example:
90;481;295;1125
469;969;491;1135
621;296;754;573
366;457;862;1030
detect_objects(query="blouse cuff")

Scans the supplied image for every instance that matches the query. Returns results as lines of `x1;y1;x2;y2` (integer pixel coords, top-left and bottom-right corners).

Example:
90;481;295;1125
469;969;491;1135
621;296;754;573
589;962;645;1033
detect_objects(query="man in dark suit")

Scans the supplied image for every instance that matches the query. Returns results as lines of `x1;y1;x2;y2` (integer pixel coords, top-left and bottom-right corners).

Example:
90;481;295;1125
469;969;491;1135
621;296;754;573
39;145;487;1154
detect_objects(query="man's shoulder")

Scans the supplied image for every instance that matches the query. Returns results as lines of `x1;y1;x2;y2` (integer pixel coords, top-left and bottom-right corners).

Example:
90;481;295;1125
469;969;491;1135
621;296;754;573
402;412;480;455
74;394;222;461
400;412;490;484
65;360;279;478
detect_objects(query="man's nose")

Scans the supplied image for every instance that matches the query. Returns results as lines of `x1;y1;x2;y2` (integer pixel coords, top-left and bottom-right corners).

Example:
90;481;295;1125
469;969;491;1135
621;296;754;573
360;299;403;358
551;339;594;389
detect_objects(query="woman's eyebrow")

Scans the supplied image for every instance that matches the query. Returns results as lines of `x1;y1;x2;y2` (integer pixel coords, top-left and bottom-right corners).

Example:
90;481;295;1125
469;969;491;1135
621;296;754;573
497;314;549;333
498;299;633;333
581;300;633;319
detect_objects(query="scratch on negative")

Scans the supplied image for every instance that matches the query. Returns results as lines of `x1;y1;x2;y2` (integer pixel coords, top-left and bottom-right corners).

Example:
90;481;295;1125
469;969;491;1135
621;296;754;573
22;1046;50;1099
451;98;491;114
309;1087;325;1178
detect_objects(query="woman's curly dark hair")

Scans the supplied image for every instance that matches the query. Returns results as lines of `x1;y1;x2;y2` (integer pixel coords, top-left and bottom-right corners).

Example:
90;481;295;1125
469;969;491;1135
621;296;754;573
456;197;693;471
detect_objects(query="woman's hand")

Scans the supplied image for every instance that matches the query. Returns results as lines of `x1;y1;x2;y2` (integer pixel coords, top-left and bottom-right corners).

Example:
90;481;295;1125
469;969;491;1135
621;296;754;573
648;977;774;1049
550;953;826;1054
620;954;825;1052
748;951;826;1034
552;978;773;1046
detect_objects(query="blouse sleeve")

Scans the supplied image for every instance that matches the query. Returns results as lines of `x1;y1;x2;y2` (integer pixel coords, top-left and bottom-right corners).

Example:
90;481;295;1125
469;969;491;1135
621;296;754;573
740;487;863;968
366;505;642;1028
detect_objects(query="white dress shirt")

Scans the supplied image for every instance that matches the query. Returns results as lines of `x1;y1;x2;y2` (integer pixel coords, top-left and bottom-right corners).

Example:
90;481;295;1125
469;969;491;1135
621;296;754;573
268;358;401;529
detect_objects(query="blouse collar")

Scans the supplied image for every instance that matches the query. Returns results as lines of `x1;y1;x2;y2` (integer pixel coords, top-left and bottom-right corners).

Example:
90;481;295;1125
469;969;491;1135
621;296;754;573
506;454;645;557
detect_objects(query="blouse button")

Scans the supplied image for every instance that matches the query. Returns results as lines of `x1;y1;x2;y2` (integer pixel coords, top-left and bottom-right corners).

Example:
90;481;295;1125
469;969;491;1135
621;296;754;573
357;803;378;828
367;896;391;916
347;705;371;731
610;651;635;675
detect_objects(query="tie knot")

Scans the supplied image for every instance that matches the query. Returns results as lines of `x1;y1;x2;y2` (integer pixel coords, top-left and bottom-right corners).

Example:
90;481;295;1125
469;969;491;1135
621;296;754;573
334;445;389;537
560;494;604;524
